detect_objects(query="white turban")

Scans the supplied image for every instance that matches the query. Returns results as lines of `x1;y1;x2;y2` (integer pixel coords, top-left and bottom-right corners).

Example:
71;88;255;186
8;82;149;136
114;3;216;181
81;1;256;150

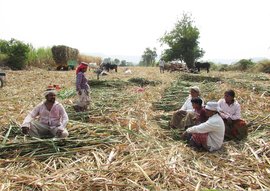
190;86;200;93
44;89;57;97
205;101;221;112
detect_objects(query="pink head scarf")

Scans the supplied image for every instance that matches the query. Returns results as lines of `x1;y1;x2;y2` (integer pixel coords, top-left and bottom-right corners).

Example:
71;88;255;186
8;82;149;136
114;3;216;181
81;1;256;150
76;62;88;74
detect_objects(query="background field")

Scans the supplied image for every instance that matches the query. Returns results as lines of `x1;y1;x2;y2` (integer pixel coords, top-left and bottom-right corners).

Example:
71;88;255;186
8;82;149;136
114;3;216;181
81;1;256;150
0;67;269;190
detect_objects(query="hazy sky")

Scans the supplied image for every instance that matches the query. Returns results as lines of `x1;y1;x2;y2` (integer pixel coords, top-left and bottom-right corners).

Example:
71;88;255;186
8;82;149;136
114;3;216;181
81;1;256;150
1;0;270;63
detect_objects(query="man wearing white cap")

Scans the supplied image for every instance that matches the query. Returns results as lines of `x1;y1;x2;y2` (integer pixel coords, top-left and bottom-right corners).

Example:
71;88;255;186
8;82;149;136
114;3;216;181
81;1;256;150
182;101;225;152
169;86;203;129
21;88;69;138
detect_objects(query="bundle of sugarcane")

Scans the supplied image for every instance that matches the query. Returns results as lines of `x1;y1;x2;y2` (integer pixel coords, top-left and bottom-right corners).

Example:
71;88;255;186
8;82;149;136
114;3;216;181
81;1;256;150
180;74;222;82
128;77;161;87
0;123;124;160
57;88;76;99
51;45;79;65
152;79;192;111
88;79;130;88
226;78;270;96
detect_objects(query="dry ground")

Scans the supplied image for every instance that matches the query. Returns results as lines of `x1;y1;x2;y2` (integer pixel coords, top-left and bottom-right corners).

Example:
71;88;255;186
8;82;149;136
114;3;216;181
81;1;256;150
0;67;269;190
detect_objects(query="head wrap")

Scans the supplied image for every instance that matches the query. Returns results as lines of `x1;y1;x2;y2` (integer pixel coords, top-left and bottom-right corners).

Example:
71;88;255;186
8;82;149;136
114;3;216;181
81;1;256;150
190;86;200;94
44;88;57;97
76;62;88;74
205;101;221;112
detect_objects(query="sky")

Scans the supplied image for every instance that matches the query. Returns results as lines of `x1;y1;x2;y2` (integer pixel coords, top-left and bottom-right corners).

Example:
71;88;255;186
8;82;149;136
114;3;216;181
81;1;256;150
1;0;270;64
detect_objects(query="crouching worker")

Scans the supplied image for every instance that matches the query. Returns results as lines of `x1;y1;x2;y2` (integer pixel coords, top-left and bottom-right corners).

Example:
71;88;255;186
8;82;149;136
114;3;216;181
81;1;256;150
181;102;225;152
21;88;69;138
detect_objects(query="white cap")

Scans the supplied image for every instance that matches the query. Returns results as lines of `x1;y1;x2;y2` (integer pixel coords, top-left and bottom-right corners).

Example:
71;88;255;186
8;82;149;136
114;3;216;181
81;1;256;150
190;86;200;93
205;101;220;112
44;88;57;97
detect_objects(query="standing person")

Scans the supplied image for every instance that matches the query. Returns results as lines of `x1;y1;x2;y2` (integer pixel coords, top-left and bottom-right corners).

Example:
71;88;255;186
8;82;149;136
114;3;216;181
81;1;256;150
169;86;204;129
182;102;225;152
159;59;165;73
21;88;69;138
74;62;90;112
218;90;247;140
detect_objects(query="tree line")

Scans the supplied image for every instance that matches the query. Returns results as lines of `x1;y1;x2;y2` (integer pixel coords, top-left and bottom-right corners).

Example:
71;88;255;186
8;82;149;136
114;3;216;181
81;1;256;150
140;13;203;68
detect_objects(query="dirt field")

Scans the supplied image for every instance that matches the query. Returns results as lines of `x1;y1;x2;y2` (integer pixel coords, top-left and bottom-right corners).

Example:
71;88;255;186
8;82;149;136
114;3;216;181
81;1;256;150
0;67;269;190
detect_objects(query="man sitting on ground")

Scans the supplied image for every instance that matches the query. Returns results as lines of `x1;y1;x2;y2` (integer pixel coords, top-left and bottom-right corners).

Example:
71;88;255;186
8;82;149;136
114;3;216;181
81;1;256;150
218;89;248;140
182;101;225;152
21;88;69;138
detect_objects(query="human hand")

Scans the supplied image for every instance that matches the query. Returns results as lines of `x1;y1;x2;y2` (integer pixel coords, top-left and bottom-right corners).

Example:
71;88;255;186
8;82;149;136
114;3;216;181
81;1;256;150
78;90;82;95
227;118;233;125
21;126;30;134
181;131;188;140
56;129;63;137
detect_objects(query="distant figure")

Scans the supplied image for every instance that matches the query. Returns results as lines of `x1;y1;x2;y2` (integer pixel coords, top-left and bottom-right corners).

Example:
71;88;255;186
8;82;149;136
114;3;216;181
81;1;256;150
124;68;132;75
159;59;165;73
74;62;90;112
95;67;109;80
21;88;69;138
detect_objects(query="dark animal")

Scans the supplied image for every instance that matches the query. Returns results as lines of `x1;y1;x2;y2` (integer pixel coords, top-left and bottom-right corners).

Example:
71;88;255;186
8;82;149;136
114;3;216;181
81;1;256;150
56;65;69;71
0;72;6;88
195;62;210;73
102;63;118;72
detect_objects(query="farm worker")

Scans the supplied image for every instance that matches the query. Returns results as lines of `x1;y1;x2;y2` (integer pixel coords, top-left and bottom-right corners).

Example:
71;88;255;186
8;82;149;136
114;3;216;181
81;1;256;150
74;62;90;112
169;86;204;129
218;90;247;140
159;59;165;73
124;68;132;74
181;101;225;152
190;97;208;125
21;88;69;138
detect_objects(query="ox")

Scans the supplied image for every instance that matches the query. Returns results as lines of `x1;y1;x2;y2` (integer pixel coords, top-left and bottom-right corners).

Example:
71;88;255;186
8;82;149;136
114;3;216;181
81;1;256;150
195;62;210;73
101;63;118;72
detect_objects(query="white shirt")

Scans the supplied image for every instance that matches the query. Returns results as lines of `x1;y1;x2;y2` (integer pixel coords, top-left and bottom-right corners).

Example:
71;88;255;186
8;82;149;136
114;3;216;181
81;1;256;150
21;101;68;130
218;99;241;120
186;113;225;151
159;60;165;67
180;96;204;112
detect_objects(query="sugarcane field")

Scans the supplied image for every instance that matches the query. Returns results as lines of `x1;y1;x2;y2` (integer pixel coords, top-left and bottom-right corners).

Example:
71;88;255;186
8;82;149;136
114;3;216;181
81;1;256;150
0;66;269;190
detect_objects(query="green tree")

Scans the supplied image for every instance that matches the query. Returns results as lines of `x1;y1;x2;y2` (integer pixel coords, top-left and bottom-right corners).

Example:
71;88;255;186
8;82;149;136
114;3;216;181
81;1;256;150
234;59;256;71
140;47;157;66
120;60;127;66
160;13;204;69
102;57;112;64
0;38;31;70
114;58;120;65
28;46;54;68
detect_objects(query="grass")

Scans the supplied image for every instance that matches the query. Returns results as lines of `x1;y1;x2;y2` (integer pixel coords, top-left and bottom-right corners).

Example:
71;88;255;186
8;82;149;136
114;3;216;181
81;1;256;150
0;67;269;190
